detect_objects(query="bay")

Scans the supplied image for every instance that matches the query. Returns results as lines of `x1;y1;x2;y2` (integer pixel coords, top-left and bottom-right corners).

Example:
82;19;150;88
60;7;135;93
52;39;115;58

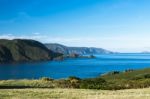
0;53;150;80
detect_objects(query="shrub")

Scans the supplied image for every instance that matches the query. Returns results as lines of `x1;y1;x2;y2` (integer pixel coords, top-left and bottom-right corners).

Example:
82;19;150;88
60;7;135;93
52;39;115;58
55;79;71;88
40;77;54;81
80;78;106;89
67;76;81;88
144;74;150;78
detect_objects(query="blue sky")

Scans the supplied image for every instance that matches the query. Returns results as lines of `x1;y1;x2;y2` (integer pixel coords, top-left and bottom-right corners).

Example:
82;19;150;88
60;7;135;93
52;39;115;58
0;0;150;52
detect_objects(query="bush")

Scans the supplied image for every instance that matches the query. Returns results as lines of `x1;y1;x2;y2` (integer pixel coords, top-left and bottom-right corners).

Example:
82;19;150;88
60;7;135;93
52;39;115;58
67;76;81;88
80;78;106;89
55;79;71;88
144;74;150;78
40;77;54;81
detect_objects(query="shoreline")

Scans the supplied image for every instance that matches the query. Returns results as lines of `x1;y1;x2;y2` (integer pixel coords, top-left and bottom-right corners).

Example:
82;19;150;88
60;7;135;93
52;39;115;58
0;68;149;90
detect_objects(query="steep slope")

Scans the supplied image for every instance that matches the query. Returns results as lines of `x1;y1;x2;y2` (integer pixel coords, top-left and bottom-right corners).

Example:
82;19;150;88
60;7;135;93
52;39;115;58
0;39;61;63
45;43;69;54
45;43;114;55
0;45;13;62
68;47;113;54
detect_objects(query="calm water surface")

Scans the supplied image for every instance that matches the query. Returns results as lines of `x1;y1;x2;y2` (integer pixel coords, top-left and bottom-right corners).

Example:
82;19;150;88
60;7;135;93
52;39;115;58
0;53;150;80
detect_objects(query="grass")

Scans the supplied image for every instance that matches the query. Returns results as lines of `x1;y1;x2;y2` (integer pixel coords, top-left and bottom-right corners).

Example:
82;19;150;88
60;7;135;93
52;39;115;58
101;68;150;80
100;68;150;90
0;79;55;88
0;88;150;99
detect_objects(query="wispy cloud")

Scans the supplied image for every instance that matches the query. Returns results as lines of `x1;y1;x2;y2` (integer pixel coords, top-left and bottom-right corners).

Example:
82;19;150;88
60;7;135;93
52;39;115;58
0;33;46;40
0;33;97;43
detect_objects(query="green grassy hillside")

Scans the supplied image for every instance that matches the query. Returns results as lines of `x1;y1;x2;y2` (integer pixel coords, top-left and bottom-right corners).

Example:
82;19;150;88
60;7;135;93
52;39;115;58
0;39;62;62
101;68;150;80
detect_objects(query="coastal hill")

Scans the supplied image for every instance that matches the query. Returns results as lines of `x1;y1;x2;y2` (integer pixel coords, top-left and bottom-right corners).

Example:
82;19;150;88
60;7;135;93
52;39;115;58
45;43;114;55
0;39;61;63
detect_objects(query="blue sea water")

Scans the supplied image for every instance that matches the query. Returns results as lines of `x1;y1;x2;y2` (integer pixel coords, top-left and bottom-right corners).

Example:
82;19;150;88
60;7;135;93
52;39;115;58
0;53;150;80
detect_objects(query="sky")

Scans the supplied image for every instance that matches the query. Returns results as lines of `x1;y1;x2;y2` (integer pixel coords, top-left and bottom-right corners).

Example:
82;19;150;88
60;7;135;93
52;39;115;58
0;0;150;52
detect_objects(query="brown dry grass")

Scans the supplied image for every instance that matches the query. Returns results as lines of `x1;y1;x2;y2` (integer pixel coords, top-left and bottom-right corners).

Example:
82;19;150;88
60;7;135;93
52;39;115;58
0;88;150;99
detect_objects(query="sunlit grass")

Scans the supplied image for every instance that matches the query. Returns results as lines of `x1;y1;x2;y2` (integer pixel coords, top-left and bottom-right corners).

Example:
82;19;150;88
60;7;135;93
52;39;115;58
0;88;150;99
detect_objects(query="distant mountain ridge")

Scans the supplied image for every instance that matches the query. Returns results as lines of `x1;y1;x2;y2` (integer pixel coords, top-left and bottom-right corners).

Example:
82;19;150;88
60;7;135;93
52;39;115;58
0;39;61;63
45;43;114;55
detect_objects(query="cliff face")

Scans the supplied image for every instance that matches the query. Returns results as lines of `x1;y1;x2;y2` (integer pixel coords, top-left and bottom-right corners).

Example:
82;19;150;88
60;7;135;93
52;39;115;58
45;43;114;55
0;39;61;63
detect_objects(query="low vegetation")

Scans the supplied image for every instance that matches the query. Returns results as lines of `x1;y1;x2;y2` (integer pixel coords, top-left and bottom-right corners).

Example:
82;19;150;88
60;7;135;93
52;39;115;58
0;68;150;90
